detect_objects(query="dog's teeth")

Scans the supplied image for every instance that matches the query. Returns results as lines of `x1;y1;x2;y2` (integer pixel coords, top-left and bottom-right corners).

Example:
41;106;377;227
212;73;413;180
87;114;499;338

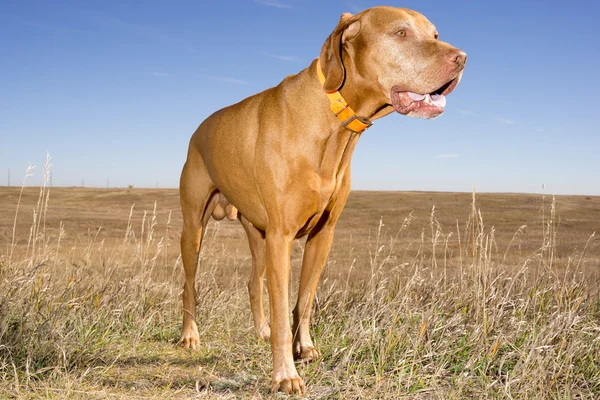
431;94;446;108
408;92;426;101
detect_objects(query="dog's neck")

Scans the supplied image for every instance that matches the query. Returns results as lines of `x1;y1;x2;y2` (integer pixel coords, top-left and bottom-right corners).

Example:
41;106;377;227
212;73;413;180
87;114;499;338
339;63;395;122
300;60;368;187
309;59;393;137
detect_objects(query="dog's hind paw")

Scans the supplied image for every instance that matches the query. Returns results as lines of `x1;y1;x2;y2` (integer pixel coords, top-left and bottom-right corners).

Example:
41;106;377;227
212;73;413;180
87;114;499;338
257;323;271;341
178;329;200;350
293;343;320;362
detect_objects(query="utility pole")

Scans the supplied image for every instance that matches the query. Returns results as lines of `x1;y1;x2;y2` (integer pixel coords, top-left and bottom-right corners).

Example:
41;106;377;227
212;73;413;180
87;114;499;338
7;168;9;187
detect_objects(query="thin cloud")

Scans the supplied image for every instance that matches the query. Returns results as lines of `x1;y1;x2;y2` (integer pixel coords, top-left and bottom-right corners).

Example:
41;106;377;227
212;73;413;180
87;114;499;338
207;76;250;85
93;15;193;51
256;0;293;9
536;127;544;132
16;18;88;34
96;16;162;38
436;153;459;159
264;52;299;61
152;72;172;77
496;116;515;125
456;108;477;116
257;0;293;8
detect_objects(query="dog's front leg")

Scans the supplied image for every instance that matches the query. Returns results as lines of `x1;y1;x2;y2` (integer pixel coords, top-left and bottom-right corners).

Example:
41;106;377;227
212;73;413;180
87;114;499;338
293;181;350;362
292;223;336;361
265;231;305;394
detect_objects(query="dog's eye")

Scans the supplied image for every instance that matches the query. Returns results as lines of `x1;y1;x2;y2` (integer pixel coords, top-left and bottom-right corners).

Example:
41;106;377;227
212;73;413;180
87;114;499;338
434;33;439;40
397;30;406;37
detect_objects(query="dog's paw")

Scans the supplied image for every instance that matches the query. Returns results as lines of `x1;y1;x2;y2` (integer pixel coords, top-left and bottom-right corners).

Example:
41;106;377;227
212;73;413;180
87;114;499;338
272;375;306;395
293;343;320;362
178;329;200;350
257;323;271;341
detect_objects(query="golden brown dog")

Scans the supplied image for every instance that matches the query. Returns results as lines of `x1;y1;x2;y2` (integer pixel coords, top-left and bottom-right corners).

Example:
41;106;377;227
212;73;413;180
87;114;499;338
178;6;466;394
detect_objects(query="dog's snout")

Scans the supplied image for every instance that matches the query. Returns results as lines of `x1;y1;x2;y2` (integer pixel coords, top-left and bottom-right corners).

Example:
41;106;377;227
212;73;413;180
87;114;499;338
447;49;467;67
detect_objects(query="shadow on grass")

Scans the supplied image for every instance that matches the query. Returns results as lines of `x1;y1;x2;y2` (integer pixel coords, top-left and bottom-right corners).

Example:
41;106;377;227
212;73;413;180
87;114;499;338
92;340;268;396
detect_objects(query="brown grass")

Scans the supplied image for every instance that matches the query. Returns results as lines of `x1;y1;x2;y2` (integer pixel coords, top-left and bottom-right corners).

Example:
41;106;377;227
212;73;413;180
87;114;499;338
1;164;599;399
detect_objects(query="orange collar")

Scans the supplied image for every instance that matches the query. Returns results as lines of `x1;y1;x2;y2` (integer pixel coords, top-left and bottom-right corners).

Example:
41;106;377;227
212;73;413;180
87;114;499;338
316;59;372;134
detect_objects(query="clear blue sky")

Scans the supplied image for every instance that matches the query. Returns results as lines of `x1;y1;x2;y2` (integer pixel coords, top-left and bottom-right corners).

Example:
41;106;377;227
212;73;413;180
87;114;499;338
1;0;599;195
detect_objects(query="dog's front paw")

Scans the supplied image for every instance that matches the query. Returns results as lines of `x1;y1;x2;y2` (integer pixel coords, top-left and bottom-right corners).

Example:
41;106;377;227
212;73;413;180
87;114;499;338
272;375;306;395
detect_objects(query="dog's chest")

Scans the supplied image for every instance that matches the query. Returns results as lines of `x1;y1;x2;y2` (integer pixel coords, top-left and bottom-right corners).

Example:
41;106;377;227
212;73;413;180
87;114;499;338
295;173;349;238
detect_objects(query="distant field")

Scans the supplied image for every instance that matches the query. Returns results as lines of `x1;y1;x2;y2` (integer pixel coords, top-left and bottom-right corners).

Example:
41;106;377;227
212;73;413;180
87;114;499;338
1;186;599;398
2;187;599;280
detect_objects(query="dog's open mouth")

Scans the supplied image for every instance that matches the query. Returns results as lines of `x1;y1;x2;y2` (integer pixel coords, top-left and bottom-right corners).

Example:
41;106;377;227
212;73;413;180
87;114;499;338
391;77;459;119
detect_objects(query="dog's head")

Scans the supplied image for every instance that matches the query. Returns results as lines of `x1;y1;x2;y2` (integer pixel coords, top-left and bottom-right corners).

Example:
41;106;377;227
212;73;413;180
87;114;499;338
320;6;466;119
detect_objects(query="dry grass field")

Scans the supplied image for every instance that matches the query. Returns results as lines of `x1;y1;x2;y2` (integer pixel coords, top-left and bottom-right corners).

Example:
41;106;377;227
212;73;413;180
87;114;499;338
1;179;600;398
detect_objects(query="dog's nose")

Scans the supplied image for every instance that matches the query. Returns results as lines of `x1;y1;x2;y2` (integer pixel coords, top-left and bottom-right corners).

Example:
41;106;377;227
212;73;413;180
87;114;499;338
447;49;467;67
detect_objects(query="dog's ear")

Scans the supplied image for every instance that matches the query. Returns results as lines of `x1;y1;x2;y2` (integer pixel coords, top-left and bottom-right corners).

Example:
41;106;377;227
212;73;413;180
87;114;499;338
319;12;361;92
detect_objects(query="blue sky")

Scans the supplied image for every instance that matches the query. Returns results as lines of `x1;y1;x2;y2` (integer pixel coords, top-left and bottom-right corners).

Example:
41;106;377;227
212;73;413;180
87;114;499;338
1;0;599;195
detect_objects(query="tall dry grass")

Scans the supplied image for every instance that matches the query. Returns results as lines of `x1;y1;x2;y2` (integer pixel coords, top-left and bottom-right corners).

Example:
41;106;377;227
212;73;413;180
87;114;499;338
0;157;599;399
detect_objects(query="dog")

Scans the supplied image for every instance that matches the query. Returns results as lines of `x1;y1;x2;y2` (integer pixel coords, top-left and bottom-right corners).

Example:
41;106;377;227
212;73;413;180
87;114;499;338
178;6;466;394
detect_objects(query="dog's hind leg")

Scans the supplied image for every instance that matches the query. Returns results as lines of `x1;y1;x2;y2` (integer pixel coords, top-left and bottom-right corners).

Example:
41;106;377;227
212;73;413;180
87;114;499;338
240;215;270;341
178;146;218;349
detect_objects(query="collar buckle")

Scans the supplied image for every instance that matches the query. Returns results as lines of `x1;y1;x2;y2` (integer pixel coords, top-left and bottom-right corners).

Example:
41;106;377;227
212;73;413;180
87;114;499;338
342;114;373;134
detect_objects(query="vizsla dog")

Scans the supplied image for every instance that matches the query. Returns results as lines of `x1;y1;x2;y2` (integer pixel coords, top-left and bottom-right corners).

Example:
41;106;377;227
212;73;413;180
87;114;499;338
178;6;466;394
